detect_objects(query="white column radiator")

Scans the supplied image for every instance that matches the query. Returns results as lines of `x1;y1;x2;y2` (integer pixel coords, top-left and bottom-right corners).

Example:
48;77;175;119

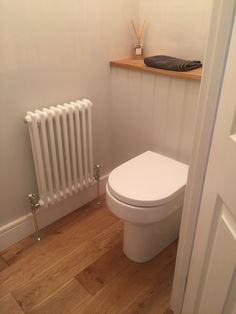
25;99;95;208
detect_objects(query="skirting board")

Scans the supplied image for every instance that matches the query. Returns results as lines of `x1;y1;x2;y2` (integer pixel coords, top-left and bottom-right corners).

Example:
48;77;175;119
0;175;108;251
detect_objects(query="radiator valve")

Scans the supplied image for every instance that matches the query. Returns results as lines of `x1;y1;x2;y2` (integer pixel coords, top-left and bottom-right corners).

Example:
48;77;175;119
28;194;41;241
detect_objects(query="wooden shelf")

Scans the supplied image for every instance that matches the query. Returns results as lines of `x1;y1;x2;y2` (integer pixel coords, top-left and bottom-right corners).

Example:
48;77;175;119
110;58;202;81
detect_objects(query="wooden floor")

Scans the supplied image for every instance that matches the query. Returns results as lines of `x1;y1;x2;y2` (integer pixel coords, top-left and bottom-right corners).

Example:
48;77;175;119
0;196;177;314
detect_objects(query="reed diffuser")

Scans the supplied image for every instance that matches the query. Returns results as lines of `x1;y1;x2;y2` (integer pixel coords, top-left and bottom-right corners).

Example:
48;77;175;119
131;19;148;59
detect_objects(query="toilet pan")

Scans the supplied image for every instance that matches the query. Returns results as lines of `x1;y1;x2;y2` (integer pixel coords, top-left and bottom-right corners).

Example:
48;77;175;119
106;151;188;263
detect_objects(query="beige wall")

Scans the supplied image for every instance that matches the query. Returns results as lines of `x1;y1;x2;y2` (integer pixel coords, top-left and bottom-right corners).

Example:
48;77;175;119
0;0;139;226
0;0;213;232
140;0;213;60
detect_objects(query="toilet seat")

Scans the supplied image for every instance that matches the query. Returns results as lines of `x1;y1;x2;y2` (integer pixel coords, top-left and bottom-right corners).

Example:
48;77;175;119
108;151;188;208
106;185;185;224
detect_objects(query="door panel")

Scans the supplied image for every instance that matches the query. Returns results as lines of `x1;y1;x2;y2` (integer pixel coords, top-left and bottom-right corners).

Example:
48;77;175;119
198;203;236;314
182;11;236;314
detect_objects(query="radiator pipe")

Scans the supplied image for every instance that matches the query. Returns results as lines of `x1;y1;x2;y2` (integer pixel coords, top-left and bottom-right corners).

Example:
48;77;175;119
28;194;41;241
94;164;102;205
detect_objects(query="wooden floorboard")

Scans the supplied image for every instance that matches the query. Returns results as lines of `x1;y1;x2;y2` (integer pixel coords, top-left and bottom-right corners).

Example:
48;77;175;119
13;222;122;312
72;242;177;314
122;272;173;314
0;202;117;298
1;196;107;265
0;293;24;314
0;197;177;314
29;279;90;314
0;256;8;272
76;242;131;295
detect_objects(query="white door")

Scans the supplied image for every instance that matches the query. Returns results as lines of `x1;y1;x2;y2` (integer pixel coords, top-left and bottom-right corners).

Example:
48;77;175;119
182;12;236;314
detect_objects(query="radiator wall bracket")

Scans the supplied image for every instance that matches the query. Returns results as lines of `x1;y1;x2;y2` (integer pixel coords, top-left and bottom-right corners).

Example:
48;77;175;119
28;194;41;241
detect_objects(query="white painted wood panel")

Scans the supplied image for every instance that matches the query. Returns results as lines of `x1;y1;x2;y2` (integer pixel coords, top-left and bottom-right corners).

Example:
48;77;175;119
151;75;171;154
164;78;187;159
139;72;155;152
111;68;200;167
198;204;236;314
178;80;200;162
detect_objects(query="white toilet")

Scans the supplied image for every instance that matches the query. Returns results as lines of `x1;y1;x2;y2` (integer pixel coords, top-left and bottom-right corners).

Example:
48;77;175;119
106;151;188;263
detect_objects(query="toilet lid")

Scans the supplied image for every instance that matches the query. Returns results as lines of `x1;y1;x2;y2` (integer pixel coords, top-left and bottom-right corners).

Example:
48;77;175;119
108;151;188;207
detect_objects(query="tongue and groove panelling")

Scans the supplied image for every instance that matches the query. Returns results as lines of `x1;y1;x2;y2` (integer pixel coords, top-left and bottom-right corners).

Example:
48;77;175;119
111;67;200;167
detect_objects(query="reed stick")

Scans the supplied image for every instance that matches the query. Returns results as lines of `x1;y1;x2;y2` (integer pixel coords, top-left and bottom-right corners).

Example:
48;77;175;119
131;19;148;44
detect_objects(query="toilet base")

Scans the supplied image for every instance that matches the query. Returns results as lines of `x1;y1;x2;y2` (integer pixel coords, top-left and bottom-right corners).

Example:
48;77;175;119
123;207;182;263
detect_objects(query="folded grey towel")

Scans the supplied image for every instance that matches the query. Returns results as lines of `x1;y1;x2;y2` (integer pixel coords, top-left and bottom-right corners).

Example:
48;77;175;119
144;55;202;72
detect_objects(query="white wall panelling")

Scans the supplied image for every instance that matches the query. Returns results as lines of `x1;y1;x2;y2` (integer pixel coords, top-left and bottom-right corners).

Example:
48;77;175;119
111;67;200;166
